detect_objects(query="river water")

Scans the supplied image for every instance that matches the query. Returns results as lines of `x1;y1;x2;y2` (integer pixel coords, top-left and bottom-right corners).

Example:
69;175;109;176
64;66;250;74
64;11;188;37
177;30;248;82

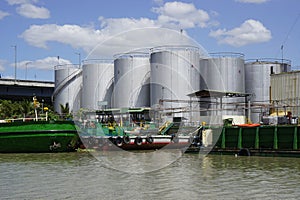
1;151;300;200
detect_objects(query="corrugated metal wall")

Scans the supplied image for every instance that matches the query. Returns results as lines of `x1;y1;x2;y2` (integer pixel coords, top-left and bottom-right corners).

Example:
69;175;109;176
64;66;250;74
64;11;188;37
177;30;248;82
271;71;300;117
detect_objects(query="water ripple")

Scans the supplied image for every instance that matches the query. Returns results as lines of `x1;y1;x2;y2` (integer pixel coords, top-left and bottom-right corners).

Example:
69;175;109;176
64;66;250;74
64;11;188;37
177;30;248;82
1;153;300;199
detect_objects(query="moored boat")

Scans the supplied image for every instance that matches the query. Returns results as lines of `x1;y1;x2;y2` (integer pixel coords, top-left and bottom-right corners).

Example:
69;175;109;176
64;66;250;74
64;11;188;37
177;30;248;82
187;119;300;157
76;108;201;151
0;120;79;153
208;123;300;157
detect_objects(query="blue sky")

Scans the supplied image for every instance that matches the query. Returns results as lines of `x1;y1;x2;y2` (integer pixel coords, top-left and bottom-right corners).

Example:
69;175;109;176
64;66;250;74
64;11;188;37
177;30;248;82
0;0;299;81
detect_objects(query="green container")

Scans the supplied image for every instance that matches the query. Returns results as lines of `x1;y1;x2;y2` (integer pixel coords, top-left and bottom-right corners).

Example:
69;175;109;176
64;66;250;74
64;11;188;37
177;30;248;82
259;127;275;149
242;127;256;149
225;127;239;148
297;127;300;150
277;126;295;150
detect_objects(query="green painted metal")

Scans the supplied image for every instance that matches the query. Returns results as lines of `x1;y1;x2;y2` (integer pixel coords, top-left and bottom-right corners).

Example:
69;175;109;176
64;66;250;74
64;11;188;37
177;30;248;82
221;127;226;148
0;121;78;153
298;126;300;149
293;126;298;150
238;128;242;149
160;122;174;135
255;127;260;149
241;127;256;148
211;125;300;151
259;127;274;149
277;126;294;149
273;127;278;150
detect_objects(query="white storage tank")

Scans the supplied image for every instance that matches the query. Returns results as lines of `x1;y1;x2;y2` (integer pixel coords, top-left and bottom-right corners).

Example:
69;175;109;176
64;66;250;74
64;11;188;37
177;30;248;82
150;45;201;120
200;52;245;93
112;53;150;108
81;60;114;110
245;59;291;123
200;53;245;116
53;64;82;114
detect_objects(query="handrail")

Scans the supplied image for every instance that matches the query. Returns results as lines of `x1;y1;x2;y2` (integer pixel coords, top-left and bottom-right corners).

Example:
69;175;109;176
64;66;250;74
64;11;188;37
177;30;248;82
150;45;199;53
0;117;48;123
113;52;149;59
208;52;245;58
82;59;113;65
245;58;291;65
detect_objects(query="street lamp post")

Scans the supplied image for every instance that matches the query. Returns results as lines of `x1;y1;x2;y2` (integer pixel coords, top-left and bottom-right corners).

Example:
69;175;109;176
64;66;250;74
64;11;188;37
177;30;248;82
41;99;44;114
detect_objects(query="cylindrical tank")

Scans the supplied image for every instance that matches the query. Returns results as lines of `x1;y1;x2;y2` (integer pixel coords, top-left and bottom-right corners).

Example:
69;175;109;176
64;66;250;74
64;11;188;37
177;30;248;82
112;53;150;108
53;64;82;114
150;46;201;120
81;60;114;110
200;53;245;116
200;52;245;92
245;58;291;123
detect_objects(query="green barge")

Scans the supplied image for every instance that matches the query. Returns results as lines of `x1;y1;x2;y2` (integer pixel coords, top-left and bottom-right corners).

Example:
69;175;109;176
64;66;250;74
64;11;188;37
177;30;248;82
0;121;79;153
207;124;300;157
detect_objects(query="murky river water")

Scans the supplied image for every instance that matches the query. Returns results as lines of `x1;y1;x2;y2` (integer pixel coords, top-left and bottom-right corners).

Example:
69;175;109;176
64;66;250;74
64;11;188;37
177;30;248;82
1;151;300;200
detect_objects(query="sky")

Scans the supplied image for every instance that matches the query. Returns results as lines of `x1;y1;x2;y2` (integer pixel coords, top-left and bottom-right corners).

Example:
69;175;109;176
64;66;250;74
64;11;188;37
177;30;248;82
0;0;299;81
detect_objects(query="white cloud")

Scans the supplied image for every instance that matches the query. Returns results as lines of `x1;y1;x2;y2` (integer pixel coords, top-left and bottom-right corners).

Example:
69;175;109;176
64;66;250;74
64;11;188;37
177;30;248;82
6;0;50;19
99;17;157;34
209;19;272;47
153;1;210;28
20;24;105;50
16;3;50;19
0;10;10;20
6;0;38;5
20;18;201;58
235;0;269;4
20;1;212;57
18;57;71;70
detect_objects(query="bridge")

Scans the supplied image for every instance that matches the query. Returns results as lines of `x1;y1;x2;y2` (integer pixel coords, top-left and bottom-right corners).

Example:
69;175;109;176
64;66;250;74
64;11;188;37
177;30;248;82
0;79;54;104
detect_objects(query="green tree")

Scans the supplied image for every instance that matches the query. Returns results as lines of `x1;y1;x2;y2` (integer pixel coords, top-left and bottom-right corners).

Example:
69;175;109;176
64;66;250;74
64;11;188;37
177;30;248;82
19;100;34;117
0;99;35;119
0;100;13;119
60;103;72;119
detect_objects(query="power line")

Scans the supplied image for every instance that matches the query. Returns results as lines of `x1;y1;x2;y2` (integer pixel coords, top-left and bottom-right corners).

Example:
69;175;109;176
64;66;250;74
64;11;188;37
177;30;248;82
275;13;300;58
282;13;300;46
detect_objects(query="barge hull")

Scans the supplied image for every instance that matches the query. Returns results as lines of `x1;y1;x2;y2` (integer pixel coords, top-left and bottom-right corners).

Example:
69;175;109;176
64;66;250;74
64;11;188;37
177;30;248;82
0;121;78;153
205;125;300;157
